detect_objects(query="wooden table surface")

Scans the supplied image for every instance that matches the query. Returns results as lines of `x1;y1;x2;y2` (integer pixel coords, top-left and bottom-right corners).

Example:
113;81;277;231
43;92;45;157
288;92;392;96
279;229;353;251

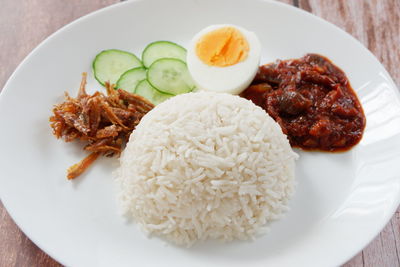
0;0;399;266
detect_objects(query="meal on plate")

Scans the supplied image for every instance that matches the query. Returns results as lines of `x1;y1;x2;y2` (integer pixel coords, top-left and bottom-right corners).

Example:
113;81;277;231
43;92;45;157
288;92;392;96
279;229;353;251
49;23;366;245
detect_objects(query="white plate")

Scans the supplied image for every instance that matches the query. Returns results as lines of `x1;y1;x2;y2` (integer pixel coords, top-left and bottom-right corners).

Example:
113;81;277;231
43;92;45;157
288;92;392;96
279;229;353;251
1;0;400;266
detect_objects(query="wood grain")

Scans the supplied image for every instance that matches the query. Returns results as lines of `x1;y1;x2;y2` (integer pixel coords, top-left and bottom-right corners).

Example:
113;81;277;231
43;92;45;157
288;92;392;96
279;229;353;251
0;0;399;266
297;0;400;85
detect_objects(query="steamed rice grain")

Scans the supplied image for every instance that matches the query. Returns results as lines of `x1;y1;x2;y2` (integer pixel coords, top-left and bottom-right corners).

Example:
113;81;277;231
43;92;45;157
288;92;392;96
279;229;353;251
115;92;297;246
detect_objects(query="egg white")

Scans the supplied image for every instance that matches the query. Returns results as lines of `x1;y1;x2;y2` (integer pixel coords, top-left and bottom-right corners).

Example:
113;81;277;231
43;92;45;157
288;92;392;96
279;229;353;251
187;24;261;95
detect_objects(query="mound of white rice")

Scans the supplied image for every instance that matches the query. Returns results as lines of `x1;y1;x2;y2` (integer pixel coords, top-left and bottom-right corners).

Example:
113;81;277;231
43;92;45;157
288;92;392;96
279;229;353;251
115;92;297;246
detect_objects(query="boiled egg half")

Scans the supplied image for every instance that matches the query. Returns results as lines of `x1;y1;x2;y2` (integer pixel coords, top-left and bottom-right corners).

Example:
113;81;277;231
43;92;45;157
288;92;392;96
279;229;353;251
187;24;261;94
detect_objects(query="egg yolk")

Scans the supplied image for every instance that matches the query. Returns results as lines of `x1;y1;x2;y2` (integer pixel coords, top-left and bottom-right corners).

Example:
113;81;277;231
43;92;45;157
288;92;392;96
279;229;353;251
196;27;249;67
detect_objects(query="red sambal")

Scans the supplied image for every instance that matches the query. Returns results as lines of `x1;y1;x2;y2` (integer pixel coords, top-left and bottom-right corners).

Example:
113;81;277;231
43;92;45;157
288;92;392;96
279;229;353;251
241;54;365;151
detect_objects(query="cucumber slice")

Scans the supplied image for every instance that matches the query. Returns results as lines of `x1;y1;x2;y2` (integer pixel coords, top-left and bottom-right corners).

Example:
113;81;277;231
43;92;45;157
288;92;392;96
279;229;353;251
147;58;195;95
135;80;173;105
142;41;187;68
116;67;147;93
93;49;142;86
